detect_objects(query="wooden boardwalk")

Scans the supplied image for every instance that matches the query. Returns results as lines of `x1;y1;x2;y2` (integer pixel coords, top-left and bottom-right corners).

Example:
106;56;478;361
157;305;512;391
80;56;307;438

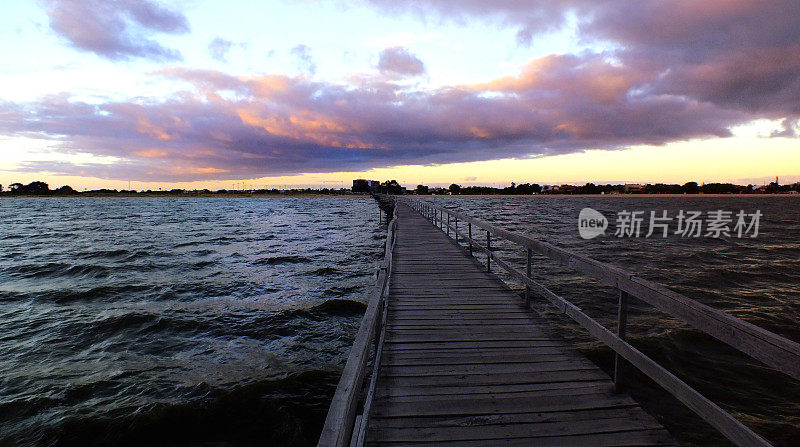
363;204;675;446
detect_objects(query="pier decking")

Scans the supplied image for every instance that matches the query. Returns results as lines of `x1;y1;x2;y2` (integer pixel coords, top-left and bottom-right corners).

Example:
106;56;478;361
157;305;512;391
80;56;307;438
319;196;800;447
362;204;674;446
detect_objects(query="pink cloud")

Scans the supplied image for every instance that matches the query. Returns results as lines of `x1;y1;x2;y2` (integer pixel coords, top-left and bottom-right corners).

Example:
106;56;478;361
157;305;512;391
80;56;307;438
45;0;188;60
378;47;425;77
1;57;747;181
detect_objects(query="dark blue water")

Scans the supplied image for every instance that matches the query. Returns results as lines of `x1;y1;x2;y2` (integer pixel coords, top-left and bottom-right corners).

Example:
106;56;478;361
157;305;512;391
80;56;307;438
0;197;385;446
1;196;798;446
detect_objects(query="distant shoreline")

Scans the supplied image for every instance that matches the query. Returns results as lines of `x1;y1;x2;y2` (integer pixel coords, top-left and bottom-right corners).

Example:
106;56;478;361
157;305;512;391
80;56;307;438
0;193;367;198
1;193;797;199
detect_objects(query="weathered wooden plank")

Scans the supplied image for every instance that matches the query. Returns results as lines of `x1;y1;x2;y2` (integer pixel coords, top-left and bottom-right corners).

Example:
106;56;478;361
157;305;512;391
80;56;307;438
385;326;546;335
373;380;611;399
367;415;666;442
381;352;582;366
381;340;571;350
379;360;598;378
381;345;575;357
367;405;648;428
375;369;611;388
389;315;532;321
373;383;612;403
364;430;675;447
370;392;640;418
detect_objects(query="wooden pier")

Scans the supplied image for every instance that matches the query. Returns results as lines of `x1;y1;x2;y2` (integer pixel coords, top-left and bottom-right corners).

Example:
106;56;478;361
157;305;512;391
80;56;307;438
319;196;800;447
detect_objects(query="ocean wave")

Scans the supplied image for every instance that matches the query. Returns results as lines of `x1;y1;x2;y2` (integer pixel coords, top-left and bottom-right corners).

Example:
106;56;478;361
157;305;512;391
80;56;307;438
7;371;339;447
252;255;313;266
307;298;366;314
3;262;112;279
308;266;340;276
75;249;131;260
173;240;201;248
322;285;361;298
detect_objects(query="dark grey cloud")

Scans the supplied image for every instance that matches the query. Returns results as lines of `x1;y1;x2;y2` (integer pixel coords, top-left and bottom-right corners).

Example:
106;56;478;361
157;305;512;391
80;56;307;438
364;0;800;117
0;60;751;181
44;0;189;61
378;47;425;76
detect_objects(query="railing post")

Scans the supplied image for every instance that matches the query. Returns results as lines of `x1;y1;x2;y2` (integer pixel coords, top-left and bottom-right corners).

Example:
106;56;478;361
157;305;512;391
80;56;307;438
454;217;458;244
486;230;491;272
468;223;473;256
447;213;450;237
614;290;630;393
525;248;532;308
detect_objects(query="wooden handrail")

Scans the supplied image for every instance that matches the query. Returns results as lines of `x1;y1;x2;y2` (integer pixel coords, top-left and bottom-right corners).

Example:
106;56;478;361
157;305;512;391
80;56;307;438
393;196;799;447
318;200;398;447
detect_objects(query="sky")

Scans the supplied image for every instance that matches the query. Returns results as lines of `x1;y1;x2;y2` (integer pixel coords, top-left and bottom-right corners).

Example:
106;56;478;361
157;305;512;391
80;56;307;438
1;0;799;190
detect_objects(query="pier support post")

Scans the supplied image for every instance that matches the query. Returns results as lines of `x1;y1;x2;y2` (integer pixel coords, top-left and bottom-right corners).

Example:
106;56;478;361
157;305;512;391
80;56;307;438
525;248;532;308
614;290;630;393
468;223;473;256
486;230;491;272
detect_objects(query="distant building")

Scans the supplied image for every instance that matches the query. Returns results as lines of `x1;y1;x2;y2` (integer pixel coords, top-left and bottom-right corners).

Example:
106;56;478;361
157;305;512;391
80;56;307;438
352;179;380;193
556;184;578;193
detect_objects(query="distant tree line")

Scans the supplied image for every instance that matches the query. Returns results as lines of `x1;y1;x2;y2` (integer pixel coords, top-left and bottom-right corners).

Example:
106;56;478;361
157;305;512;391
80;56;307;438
4;179;799;197
410;181;800;195
2;181;76;195
0;181;358;196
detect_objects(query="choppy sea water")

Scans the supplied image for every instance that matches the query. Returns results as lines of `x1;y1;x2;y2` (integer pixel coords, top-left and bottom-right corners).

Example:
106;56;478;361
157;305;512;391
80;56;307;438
1;196;798;446
0;197;385;446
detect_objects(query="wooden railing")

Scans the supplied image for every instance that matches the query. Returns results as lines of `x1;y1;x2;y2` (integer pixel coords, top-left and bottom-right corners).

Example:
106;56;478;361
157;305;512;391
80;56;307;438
397;196;800;447
318;200;398;447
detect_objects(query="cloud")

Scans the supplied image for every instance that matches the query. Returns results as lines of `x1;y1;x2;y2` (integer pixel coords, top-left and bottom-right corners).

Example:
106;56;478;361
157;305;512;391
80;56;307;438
5;1;799;181
208;37;246;62
0;57;749;181
377;47;425;76
44;0;189;61
363;0;800;116
290;44;316;74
